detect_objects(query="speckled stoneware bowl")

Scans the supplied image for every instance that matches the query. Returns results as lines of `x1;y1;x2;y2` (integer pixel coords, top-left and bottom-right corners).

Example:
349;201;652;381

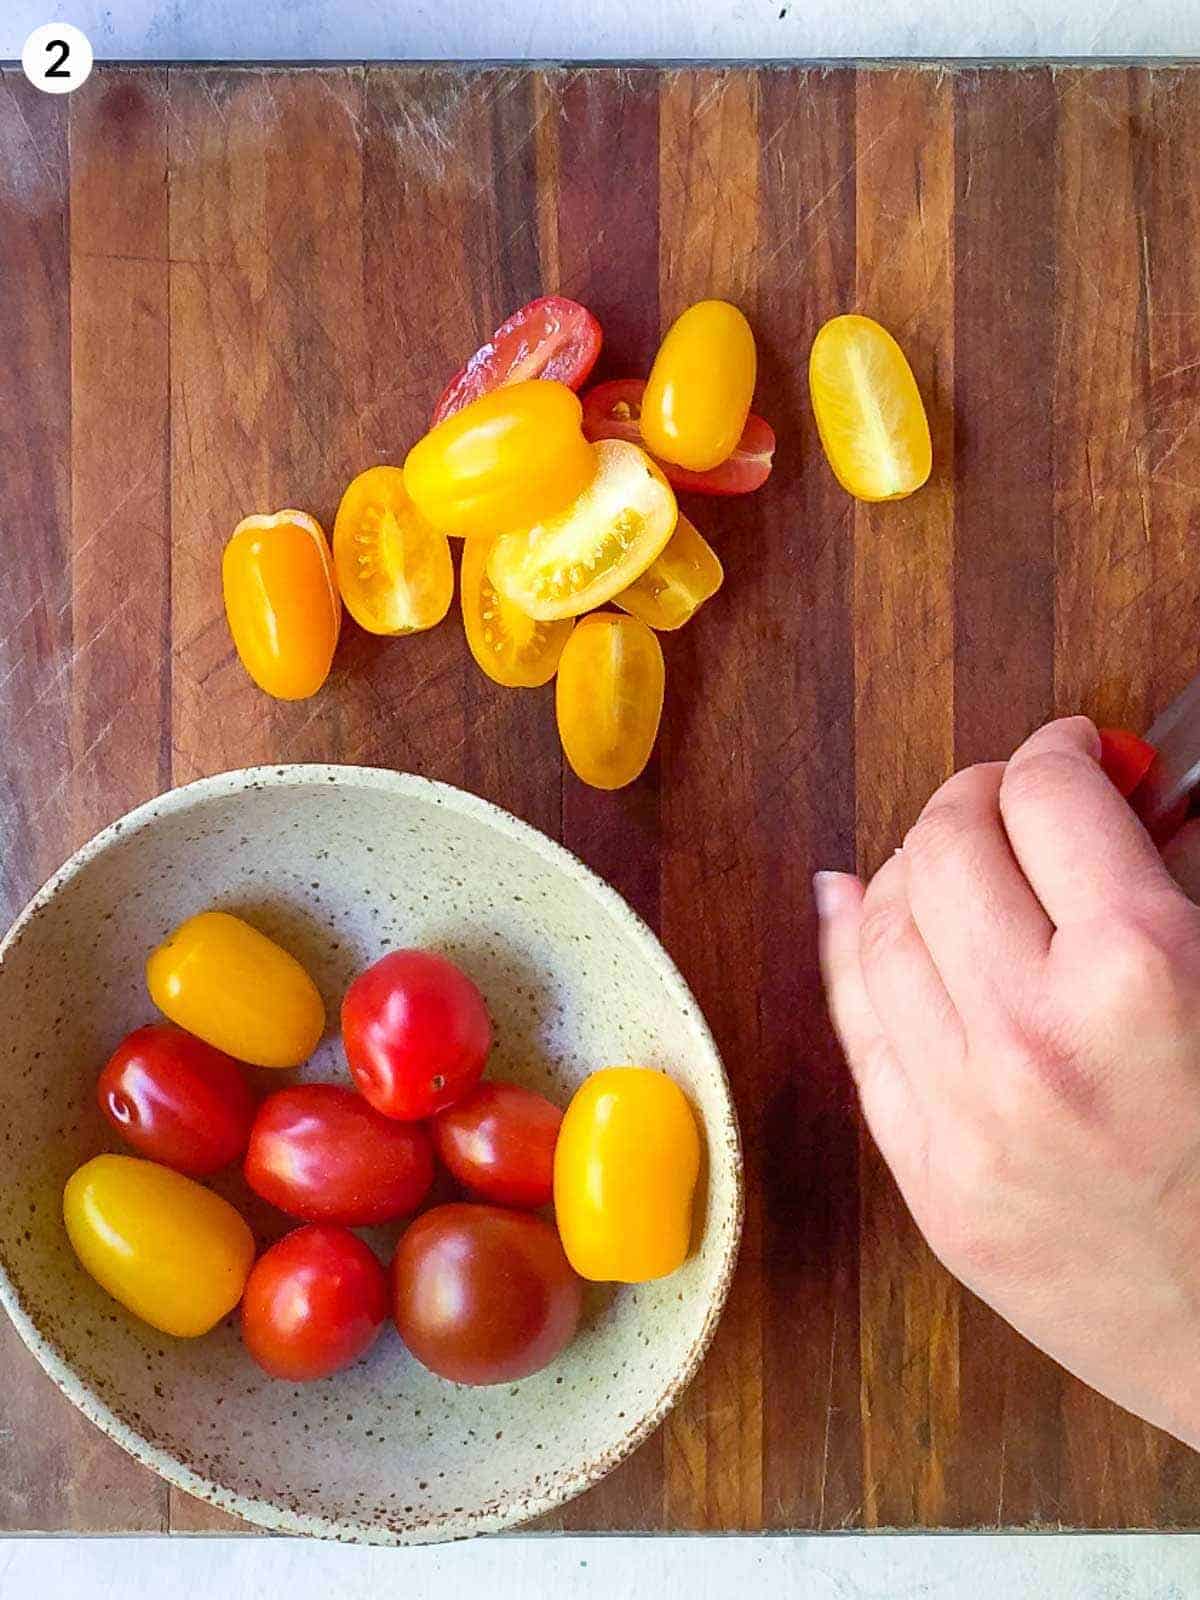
0;766;741;1543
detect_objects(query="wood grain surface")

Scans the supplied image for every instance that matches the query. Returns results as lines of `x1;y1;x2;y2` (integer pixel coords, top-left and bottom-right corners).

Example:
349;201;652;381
3;61;1200;1535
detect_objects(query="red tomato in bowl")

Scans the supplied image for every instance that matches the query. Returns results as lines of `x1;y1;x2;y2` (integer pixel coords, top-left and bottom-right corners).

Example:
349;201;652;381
242;1224;389;1381
244;1084;434;1225
342;950;492;1121
432;296;602;424
1098;727;1156;798
582;378;775;495
392;1204;582;1385
434;1082;562;1208
97;1023;256;1176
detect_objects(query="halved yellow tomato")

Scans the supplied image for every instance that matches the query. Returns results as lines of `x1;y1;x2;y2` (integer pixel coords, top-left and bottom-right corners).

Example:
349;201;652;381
614;513;723;631
487;440;677;622
222;510;340;701
809;314;932;502
555;612;665;790
641;300;757;472
460;539;574;688
333;465;453;635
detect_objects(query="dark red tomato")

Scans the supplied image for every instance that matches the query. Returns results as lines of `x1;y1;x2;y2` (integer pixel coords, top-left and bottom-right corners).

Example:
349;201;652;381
244;1084;434;1225
97;1023;255;1176
434;1082;562;1208
582;378;776;495
392;1204;582;1385
1098;727;1156;798
431;296;602;424
242;1224;389;1381
342;950;492;1121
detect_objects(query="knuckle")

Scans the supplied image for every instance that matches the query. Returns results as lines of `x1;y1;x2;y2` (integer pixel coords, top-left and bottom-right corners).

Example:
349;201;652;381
857;898;907;970
905;765;1001;863
999;748;1082;812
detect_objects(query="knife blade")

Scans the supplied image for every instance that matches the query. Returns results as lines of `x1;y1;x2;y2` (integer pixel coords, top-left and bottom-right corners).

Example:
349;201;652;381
1129;672;1200;842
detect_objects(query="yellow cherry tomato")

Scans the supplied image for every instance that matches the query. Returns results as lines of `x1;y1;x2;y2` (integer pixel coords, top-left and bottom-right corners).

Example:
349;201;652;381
641;300;757;473
64;1155;255;1337
403;379;595;539
222;510;340;701
555;612;664;790
554;1067;702;1283
487;440;677;622
333;465;453;636
809;314;932;502
146;910;324;1068
614;512;723;631
460;537;574;688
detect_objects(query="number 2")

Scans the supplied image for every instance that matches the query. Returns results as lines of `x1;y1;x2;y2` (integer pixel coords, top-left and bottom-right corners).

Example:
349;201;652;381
44;39;70;79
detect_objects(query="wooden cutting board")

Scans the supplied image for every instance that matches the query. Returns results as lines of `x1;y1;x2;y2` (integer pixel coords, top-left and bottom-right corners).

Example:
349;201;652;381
4;58;1200;1536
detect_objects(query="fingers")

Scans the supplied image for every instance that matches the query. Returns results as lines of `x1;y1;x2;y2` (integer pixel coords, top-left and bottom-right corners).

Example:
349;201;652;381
815;871;924;1168
902;761;1054;1025
1000;716;1189;931
1163;818;1200;903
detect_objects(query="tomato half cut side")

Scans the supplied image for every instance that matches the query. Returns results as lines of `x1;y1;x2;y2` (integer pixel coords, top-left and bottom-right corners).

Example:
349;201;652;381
460;538;574;688
582;379;774;495
1098;727;1156;799
432;297;603;424
333;465;453;636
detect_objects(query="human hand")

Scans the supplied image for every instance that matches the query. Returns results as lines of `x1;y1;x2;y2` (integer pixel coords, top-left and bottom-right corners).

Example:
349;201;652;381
817;715;1200;1446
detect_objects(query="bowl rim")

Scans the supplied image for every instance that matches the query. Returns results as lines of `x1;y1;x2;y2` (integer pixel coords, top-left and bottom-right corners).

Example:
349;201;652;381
0;763;744;1544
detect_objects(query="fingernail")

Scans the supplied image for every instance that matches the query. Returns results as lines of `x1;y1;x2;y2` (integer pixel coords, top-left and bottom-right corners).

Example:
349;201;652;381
813;870;847;919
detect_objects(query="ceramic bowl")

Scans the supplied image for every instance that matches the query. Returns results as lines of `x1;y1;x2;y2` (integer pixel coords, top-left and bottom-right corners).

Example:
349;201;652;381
0;766;741;1543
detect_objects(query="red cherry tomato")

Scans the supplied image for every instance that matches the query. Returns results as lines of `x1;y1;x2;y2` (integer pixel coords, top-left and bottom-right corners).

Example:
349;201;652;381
582;378;775;495
342;950;492;1121
96;1023;256;1177
392;1204;582;1385
1098;727;1156;798
434;1082;562;1208
432;296;603;425
241;1224;389;1381
244;1084;434;1225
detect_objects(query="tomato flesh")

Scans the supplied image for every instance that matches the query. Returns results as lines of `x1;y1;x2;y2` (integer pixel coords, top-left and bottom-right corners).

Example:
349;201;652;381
641;300;757;472
242;1224;389;1381
614;512;723;631
342;949;492;1121
809;314;932;501
432;296;602;424
433;1081;563;1208
487;439;677;622
392;1203;582;1385
222;510;340;700
333;465;453;636
1098;727;1156;798
98;1023;256;1177
245;1083;435;1225
556;612;665;790
583;378;774;495
460;537;574;688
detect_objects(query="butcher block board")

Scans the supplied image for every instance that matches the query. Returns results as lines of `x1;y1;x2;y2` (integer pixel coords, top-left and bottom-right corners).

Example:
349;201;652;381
4;59;1200;1537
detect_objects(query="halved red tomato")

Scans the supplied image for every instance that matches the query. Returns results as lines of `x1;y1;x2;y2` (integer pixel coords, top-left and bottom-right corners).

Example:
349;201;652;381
432;297;603;424
582;379;775;496
1098;727;1156;798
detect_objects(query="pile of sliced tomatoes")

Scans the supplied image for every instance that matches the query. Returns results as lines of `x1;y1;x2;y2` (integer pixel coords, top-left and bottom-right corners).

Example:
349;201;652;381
64;908;701;1387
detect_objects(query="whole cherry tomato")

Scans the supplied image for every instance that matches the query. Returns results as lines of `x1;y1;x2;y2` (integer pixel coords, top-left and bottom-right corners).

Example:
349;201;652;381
342;949;492;1121
242;1224;389;1381
432;296;602;424
146;910;325;1070
1098;727;1156;798
97;1023;256;1176
433;1082;563;1208
333;465;453;636
392;1204;582;1385
583;378;775;495
244;1084;435;1225
555;612;665;790
63;1154;255;1337
403;380;595;539
614;512;724;632
222;510;341;700
641;300;757;473
809;314;932;502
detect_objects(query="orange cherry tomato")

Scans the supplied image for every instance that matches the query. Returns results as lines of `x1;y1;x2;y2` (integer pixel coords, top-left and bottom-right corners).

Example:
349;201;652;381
584;378;775;495
403;380;595;539
486;440;677;622
459;537;574;688
555;612;664;790
641;300;757;473
614;512;723;631
333;466;453;636
222;510;340;700
809;314;932;502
